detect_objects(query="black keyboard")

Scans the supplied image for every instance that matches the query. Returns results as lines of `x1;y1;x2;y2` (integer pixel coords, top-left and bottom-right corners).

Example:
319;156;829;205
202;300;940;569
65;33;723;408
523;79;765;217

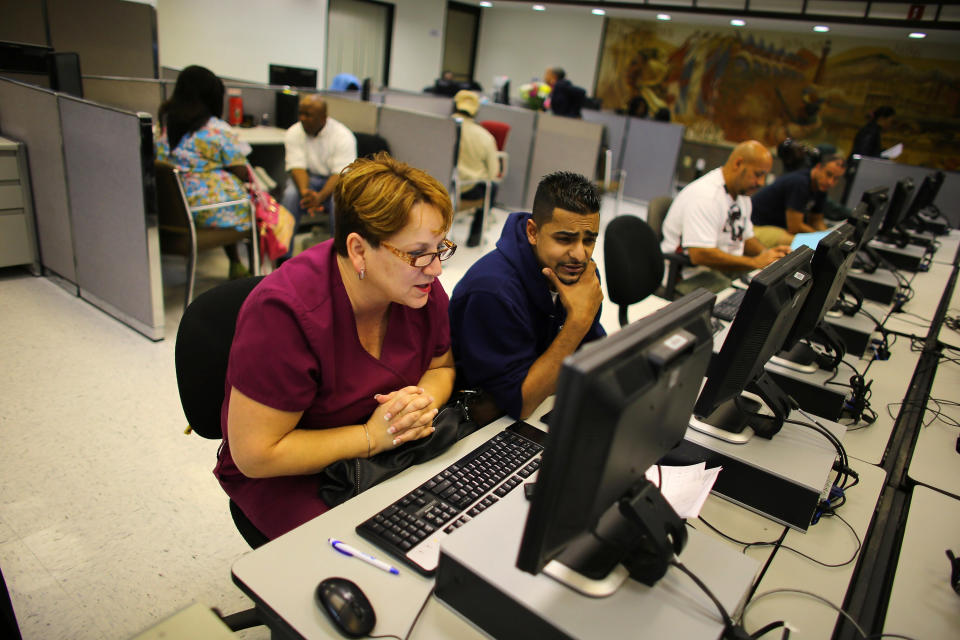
712;288;747;321
356;421;545;576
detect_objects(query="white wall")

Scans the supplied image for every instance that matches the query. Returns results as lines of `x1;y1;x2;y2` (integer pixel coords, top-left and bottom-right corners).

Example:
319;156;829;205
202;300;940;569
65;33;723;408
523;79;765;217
386;0;447;92
155;0;446;92
155;0;328;85
474;6;605;100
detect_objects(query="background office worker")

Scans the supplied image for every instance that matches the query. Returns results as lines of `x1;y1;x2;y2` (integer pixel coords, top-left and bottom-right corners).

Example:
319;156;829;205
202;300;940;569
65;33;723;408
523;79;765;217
452;89;500;247
660;140;790;293
282;93;357;259
543;67;585;118
155;65;255;280
751;153;845;247
450;171;605;420
216;153;456;540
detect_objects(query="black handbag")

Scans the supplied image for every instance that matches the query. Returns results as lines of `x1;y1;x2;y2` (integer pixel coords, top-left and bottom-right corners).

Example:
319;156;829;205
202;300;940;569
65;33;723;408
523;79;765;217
318;391;483;507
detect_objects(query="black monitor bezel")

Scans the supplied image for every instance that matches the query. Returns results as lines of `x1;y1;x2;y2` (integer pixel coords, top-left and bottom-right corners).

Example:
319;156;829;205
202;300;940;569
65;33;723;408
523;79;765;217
268;63;318;89
879;176;916;235
782;224;857;351
693;247;814;420
904;171;944;221
516;289;716;577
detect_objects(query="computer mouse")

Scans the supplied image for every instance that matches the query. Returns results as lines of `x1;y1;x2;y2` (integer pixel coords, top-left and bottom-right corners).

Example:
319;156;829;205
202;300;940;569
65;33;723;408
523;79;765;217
315;577;376;638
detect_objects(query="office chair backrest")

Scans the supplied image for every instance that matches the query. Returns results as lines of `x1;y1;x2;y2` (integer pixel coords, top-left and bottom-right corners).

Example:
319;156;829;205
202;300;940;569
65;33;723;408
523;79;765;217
479;120;510;151
354;131;391;159
175;276;265;439
646;195;674;240
155;161;192;231
604;215;664;327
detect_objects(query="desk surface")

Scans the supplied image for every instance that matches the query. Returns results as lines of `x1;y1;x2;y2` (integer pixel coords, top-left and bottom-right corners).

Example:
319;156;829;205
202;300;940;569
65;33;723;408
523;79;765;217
233;407;886;640
907;357;960;497
235;125;286;145
884;485;960;638
931;229;960;266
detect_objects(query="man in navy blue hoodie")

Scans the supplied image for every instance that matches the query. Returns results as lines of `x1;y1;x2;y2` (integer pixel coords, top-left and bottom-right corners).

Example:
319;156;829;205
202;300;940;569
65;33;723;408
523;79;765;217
450;172;605;420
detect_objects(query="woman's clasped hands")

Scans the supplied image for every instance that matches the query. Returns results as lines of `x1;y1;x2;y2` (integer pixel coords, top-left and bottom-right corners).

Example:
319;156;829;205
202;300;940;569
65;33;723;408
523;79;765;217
367;386;438;454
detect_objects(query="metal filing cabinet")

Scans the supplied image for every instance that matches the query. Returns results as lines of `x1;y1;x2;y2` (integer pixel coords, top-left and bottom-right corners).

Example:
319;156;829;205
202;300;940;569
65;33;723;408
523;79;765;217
0;136;40;272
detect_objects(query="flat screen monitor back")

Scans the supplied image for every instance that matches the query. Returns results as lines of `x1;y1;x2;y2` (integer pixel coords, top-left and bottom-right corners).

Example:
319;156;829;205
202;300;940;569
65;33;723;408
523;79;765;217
691;247;814;442
879;176;915;236
781;224;857;352
516;289;715;594
50;52;82;98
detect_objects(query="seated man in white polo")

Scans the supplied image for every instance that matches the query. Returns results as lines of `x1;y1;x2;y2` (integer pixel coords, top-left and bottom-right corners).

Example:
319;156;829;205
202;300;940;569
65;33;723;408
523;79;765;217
660;140;790;294
281;94;356;260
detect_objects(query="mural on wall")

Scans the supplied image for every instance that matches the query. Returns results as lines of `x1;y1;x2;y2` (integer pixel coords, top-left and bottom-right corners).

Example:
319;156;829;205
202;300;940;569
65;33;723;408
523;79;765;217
595;19;960;171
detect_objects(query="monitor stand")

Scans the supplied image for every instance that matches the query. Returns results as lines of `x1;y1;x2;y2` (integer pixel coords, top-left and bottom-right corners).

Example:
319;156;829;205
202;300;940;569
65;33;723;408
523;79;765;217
542;479;687;597
769;341;819;374
435;484;759;640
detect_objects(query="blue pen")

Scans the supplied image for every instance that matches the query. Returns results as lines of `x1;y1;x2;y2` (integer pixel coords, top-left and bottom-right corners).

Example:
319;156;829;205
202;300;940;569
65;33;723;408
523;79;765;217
329;538;400;575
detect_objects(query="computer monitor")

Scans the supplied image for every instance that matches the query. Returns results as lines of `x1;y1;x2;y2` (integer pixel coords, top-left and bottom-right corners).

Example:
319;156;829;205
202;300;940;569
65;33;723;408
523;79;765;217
516;289;716;596
49;52;83;98
903;171;944;225
850;186;888;250
878;176;916;237
268;63;317;88
773;224;858;373
690;247;814;443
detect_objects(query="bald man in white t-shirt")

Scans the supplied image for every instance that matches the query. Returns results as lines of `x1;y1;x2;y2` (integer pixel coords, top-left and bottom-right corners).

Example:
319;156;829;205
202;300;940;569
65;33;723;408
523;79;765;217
660;140;790;292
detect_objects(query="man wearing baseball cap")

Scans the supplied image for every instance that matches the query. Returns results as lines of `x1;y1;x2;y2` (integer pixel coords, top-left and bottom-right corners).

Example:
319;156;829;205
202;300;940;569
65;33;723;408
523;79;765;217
453;90;500;247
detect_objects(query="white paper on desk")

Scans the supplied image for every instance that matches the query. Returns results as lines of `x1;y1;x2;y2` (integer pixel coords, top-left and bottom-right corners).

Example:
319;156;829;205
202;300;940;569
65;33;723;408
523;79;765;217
644;462;721;519
881;143;903;160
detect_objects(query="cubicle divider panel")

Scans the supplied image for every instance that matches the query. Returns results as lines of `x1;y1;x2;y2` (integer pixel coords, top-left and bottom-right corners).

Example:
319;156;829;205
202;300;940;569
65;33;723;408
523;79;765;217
383;91;454;117
82;76;165;120
0;78;77;286
524;114;604;209
377;107;458;191
319;90;363;102
581;110;629;178
475;103;536;211
58;97;164;340
232;85;279;127
846;156;960;228
325;96;379;135
620;120;685;203
674;140;734;188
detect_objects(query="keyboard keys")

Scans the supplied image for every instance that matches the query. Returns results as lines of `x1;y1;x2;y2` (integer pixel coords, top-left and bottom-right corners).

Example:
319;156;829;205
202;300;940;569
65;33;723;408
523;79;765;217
355;428;544;575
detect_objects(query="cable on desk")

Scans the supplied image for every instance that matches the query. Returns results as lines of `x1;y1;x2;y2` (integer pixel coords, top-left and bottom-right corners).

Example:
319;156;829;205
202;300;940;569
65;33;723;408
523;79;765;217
372;585;434;640
887;398;960;429
695;516;782;550
742;588;866;639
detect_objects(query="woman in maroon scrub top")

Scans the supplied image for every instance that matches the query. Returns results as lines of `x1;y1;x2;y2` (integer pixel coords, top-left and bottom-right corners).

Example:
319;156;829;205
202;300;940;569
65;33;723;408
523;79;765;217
215;153;457;540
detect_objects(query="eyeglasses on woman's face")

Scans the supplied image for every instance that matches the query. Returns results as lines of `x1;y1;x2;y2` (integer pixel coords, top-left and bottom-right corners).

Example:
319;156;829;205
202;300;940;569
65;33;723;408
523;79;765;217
381;238;457;268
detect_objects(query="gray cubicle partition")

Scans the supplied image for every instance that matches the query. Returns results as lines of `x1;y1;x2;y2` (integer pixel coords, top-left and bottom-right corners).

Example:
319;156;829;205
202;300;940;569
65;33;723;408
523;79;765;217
325;96;379;135
0;78;77;287
524;113;604;209
620;119;685;203
581;109;629;183
382;91;454;117
376;106;458;191
82;76;166;120
475;102;536;211
845;156;960;228
229;84;280;127
58;97;164;339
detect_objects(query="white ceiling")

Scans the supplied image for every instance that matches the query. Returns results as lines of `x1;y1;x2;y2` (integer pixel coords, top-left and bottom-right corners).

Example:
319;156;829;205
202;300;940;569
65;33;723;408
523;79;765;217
462;1;960;44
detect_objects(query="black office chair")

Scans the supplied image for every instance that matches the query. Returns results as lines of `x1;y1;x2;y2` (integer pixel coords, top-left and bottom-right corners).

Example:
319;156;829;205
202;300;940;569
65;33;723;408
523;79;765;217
604;215;664;328
354;132;391;159
645;195;690;299
174;276;270;631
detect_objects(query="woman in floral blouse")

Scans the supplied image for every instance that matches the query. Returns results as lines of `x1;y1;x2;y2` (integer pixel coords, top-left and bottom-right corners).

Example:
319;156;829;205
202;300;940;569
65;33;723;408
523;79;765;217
156;65;253;279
